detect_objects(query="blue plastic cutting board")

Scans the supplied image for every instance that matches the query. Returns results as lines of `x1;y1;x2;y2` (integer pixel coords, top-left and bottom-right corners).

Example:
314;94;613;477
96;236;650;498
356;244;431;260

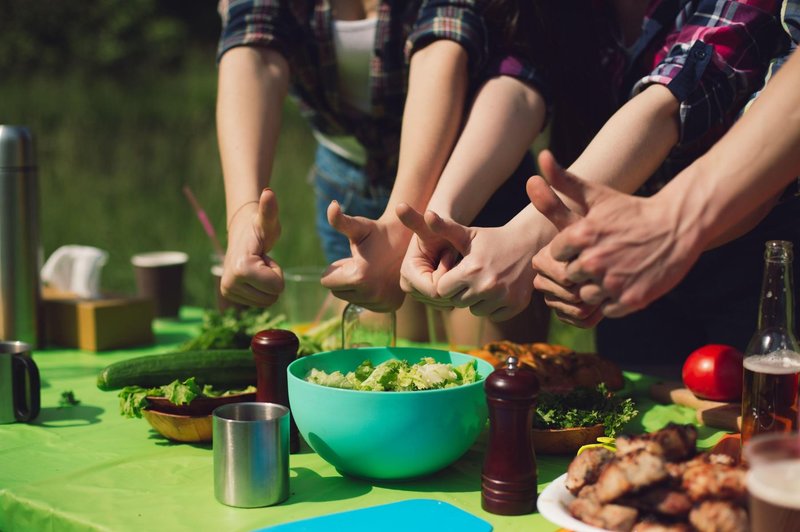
255;499;493;532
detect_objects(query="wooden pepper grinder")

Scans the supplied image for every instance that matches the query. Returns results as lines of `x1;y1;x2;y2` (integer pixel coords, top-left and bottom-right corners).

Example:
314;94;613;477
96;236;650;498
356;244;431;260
482;355;540;515
251;329;300;453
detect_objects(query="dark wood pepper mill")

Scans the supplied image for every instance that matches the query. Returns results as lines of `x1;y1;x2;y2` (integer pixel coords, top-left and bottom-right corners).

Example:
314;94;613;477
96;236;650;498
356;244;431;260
481;355;540;515
251;329;300;453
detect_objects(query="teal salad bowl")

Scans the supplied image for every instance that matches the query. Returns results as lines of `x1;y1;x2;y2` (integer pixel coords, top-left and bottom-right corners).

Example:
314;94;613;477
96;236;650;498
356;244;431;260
287;347;493;480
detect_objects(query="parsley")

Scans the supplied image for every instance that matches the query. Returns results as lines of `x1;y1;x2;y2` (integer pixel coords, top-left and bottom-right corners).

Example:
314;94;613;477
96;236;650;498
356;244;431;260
58;390;81;407
179;308;287;351
534;383;638;438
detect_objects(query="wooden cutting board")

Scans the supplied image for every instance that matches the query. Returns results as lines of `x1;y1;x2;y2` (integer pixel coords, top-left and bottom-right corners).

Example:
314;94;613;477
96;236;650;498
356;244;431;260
649;381;741;432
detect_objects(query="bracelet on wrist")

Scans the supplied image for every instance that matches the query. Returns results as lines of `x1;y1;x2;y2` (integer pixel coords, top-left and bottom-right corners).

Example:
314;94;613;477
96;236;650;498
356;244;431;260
227;200;259;231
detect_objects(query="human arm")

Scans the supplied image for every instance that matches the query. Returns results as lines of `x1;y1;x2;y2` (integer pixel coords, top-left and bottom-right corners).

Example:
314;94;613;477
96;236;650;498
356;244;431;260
397;74;546;302
406;82;679;321
535;48;800;319
320;39;469;311
216;45;289;306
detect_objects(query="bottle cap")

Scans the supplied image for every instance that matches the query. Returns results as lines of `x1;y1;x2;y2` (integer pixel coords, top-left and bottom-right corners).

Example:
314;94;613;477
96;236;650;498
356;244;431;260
0;125;35;169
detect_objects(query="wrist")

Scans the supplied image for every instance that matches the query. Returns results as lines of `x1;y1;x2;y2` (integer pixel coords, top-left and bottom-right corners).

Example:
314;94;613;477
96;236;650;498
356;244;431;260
508;205;556;252
657;168;714;255
227;200;259;231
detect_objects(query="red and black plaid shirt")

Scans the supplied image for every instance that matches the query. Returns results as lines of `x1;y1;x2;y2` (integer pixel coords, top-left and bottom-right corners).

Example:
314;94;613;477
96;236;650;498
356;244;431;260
217;0;547;188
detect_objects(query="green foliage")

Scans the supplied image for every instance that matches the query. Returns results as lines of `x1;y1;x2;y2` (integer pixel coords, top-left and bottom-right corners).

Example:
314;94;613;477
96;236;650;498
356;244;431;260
534;383;638;437
1;0;219;78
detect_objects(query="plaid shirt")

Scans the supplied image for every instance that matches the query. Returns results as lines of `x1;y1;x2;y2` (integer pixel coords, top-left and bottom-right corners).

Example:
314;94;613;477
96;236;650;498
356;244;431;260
617;0;791;193
217;0;547;189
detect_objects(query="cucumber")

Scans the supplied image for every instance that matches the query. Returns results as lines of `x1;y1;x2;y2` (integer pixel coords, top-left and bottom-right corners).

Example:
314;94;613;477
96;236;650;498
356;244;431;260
97;349;256;391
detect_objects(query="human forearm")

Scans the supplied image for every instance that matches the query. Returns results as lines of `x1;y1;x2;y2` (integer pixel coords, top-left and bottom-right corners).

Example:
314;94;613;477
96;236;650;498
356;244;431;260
217;47;289;225
657;51;800;250
384;40;468;217
426;76;546;224
567;84;680;202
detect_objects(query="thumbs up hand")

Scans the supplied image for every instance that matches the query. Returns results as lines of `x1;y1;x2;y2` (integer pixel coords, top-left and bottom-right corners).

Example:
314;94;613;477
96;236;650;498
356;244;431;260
220;188;285;307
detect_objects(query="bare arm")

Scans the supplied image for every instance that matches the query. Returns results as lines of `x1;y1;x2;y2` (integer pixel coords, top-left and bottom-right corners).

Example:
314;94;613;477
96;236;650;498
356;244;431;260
217;47;289;224
662;50;800;250
425;75;545;223
321;40;469;311
385;40;469;215
216;47;289;306
534;50;800;319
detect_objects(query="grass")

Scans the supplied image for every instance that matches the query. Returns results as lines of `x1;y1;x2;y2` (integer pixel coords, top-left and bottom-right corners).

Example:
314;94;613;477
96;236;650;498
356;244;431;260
1;53;594;351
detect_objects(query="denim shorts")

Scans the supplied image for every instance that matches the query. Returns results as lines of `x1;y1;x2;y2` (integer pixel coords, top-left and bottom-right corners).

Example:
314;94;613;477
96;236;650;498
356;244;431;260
311;144;391;262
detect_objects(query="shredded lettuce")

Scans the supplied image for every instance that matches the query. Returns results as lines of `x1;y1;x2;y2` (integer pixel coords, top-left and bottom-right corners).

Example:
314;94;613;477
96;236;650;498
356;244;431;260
306;357;480;392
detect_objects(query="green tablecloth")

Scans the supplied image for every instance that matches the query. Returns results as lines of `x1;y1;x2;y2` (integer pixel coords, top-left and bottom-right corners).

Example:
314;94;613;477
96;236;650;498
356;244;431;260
0;308;728;532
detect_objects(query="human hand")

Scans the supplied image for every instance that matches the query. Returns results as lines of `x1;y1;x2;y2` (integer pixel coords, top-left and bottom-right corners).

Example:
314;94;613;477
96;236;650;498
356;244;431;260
396;203;460;308
530;150;703;318
418;212;536;322
220;188;285;307
527;162;603;328
320;200;409;312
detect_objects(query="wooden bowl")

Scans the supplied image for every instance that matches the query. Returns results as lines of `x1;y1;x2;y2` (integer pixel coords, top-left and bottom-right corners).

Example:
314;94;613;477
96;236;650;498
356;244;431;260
532;424;606;455
142;392;255;442
145;392;256;416
142;409;212;443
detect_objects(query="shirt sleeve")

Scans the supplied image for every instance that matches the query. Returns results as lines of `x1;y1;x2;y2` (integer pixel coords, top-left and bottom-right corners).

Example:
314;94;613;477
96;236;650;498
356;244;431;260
405;0;488;71
216;0;291;63
631;0;787;147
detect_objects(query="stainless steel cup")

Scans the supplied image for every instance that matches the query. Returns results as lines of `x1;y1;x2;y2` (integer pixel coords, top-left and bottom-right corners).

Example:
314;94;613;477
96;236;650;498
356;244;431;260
0;341;41;424
213;402;289;507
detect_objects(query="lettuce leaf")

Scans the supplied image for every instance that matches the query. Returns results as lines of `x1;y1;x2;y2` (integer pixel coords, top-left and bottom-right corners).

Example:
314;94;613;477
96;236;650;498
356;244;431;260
118;378;255;418
306;358;479;392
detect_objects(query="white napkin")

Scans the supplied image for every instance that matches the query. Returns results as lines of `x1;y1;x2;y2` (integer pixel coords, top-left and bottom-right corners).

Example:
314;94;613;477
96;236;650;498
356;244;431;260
41;245;108;298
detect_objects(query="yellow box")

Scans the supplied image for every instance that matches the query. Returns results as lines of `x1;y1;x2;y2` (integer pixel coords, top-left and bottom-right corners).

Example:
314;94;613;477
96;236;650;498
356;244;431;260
43;293;155;352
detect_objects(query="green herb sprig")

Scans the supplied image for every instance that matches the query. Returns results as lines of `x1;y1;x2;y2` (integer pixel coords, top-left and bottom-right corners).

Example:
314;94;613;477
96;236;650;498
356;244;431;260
534;383;638;438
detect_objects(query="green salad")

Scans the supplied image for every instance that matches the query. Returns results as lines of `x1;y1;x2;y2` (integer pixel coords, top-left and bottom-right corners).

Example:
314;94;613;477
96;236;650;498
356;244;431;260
306;357;479;392
119;377;255;418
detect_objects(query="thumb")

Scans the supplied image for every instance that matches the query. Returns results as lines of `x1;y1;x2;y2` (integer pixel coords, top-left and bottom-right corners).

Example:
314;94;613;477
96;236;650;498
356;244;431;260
255;188;281;251
327;200;372;244
396;203;437;243
538;150;603;214
425;211;471;256
526;175;580;231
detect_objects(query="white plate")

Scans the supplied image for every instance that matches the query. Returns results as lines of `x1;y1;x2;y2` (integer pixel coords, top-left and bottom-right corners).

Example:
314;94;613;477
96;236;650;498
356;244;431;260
538;473;611;532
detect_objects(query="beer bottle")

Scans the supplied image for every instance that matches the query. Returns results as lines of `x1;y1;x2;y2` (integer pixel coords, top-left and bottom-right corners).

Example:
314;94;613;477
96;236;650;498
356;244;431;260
741;240;800;443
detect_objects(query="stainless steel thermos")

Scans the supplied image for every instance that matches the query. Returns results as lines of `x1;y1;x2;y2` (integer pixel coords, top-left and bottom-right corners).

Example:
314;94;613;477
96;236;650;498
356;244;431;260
0;125;41;347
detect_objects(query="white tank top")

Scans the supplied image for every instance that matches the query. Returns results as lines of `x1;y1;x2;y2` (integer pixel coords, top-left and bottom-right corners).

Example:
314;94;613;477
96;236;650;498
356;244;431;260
313;17;377;166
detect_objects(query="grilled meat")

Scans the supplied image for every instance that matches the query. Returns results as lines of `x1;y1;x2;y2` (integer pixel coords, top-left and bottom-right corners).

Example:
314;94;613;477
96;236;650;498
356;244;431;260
566;446;615;495
616;423;697;462
666;452;736;481
619;486;693;517
682;463;747;504
688;501;749;532
595;450;668;503
569;493;639;532
632;519;692;532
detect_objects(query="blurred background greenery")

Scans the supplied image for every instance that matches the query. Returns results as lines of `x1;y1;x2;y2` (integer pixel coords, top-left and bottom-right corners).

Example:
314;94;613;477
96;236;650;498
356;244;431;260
1;0;593;350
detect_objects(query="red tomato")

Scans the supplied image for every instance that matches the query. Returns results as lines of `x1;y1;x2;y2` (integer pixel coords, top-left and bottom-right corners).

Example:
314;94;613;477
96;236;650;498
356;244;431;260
682;344;744;401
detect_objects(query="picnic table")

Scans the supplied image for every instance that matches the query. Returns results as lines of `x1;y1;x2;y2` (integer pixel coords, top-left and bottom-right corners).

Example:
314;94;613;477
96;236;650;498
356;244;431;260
0;308;728;532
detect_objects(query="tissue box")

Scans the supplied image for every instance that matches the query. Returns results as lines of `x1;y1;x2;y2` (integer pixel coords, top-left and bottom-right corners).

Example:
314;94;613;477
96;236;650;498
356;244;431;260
43;291;155;351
